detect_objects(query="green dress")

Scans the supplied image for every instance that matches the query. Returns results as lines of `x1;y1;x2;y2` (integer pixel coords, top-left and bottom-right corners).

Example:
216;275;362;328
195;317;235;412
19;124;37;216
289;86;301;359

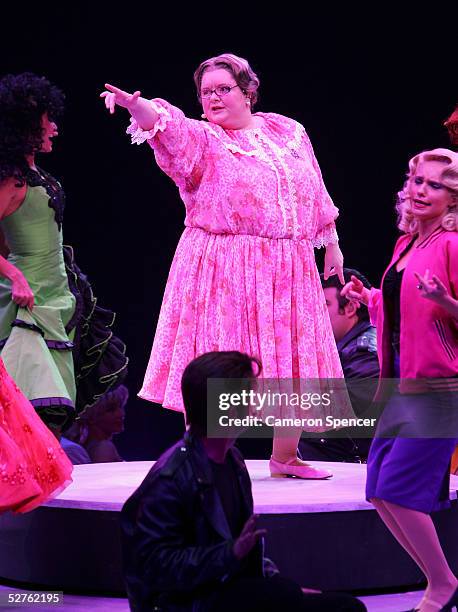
0;170;128;428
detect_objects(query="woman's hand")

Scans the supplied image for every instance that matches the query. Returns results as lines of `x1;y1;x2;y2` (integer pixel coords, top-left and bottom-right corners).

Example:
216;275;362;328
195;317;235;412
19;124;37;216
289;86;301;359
324;242;344;285
341;274;370;306
414;269;458;319
100;84;158;130
414;269;448;303
11;272;34;310
100;84;141;114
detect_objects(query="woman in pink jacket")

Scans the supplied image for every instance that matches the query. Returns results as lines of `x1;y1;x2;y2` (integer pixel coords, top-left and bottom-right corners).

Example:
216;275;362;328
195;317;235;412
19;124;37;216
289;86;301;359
344;148;458;612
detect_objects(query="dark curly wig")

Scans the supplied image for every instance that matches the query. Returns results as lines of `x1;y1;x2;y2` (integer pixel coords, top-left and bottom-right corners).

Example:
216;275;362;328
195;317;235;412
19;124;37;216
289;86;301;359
0;72;65;185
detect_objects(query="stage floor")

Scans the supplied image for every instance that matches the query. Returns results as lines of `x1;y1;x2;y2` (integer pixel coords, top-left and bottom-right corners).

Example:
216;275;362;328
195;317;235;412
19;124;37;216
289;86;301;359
0;582;430;611
45;459;458;513
2;460;457;594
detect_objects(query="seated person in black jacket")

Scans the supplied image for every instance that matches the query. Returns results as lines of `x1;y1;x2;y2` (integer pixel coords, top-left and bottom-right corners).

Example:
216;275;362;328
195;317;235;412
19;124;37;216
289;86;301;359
121;351;366;611
300;269;380;463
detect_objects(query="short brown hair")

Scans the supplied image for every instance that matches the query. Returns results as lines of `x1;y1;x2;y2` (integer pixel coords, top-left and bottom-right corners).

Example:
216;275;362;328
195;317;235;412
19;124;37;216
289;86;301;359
181;351;261;431
193;53;260;109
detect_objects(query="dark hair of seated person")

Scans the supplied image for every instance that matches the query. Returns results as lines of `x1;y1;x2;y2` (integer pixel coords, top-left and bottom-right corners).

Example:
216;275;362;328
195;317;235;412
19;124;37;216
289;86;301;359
181;351;261;433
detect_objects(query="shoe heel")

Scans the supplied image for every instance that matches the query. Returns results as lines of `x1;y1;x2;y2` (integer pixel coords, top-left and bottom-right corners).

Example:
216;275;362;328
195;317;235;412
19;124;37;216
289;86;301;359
270;472;288;478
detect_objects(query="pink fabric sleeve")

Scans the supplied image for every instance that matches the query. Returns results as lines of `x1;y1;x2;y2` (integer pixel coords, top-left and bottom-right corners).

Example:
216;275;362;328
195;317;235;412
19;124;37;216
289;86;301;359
126;99;207;189
367;288;382;327
302;131;339;249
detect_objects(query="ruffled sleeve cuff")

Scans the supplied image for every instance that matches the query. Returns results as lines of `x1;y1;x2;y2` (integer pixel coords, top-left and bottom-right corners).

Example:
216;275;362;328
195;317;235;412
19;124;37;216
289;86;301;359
311;222;339;249
126;99;173;145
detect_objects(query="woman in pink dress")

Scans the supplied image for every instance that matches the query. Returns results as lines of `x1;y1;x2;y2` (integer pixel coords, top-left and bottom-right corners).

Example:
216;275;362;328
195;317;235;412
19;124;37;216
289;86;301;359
101;53;353;478
0;358;72;513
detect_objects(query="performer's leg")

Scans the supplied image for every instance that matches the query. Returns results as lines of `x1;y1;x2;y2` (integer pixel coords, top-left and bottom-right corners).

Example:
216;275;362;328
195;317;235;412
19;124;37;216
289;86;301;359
272;427;303;463
383;500;457;612
271;427;332;479
371;498;429;575
371;498;428;608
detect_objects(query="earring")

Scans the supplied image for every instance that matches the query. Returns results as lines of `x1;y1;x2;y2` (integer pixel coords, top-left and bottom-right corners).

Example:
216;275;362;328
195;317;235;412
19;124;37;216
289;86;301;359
246;99;250;107
201;113;207;119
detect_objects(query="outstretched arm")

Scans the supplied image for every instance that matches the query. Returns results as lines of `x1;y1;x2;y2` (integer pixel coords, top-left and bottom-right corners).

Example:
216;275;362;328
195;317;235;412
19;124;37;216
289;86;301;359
100;84;158;129
342;277;381;326
341;275;371;306
101;84;208;188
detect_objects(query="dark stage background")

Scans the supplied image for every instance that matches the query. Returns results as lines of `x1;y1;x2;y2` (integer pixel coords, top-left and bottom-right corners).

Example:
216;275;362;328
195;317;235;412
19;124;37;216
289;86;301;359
1;5;456;459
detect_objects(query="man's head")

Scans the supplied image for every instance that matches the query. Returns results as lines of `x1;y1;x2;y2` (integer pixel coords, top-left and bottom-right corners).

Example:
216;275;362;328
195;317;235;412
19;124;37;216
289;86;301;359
321;268;371;342
181;351;261;434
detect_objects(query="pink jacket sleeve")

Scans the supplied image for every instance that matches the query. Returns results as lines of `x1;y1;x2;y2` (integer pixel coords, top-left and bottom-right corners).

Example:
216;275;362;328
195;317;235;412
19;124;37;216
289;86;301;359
367;288;382;327
126;99;207;190
302;131;339;248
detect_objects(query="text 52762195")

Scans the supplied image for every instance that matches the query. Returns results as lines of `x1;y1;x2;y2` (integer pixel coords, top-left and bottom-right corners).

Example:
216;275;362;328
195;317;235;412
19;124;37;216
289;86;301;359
0;592;63;606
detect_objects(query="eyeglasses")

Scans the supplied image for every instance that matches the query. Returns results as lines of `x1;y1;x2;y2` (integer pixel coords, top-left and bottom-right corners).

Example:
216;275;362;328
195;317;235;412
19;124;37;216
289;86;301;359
200;84;240;99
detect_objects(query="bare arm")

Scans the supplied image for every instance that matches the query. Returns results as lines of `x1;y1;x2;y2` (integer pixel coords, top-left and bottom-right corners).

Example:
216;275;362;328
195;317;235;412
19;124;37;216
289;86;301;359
0;251;35;309
324;242;345;285
0;179;34;309
0;177;26;220
100;84;158;130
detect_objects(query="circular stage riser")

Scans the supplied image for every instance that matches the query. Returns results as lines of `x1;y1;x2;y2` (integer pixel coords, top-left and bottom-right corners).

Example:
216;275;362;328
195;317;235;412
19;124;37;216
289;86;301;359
1;502;457;593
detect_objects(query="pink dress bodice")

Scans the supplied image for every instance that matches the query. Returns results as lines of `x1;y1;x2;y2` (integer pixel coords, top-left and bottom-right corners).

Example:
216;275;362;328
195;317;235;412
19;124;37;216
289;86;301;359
127;100;339;245
128;100;351;424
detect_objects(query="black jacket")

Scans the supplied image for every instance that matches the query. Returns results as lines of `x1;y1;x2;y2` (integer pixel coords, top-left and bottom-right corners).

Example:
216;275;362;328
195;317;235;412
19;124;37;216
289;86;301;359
121;432;275;611
299;321;380;462
337;320;379;389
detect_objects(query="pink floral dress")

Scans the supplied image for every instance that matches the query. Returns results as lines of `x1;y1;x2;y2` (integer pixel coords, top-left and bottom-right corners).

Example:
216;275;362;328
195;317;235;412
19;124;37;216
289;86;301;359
128;100;349;418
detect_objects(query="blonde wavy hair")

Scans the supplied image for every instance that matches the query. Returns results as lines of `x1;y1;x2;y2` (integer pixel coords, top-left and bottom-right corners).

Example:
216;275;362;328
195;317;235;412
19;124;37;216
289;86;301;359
396;148;458;234
193;53;260;109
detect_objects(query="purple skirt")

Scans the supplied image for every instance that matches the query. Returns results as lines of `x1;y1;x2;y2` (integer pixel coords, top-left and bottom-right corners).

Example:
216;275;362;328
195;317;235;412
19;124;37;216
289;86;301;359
366;435;456;513
366;353;458;513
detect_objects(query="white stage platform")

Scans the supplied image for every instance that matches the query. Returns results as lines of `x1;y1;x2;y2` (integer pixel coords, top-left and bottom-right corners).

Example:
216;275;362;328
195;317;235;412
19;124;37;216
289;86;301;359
46;459;419;513
1;461;457;595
